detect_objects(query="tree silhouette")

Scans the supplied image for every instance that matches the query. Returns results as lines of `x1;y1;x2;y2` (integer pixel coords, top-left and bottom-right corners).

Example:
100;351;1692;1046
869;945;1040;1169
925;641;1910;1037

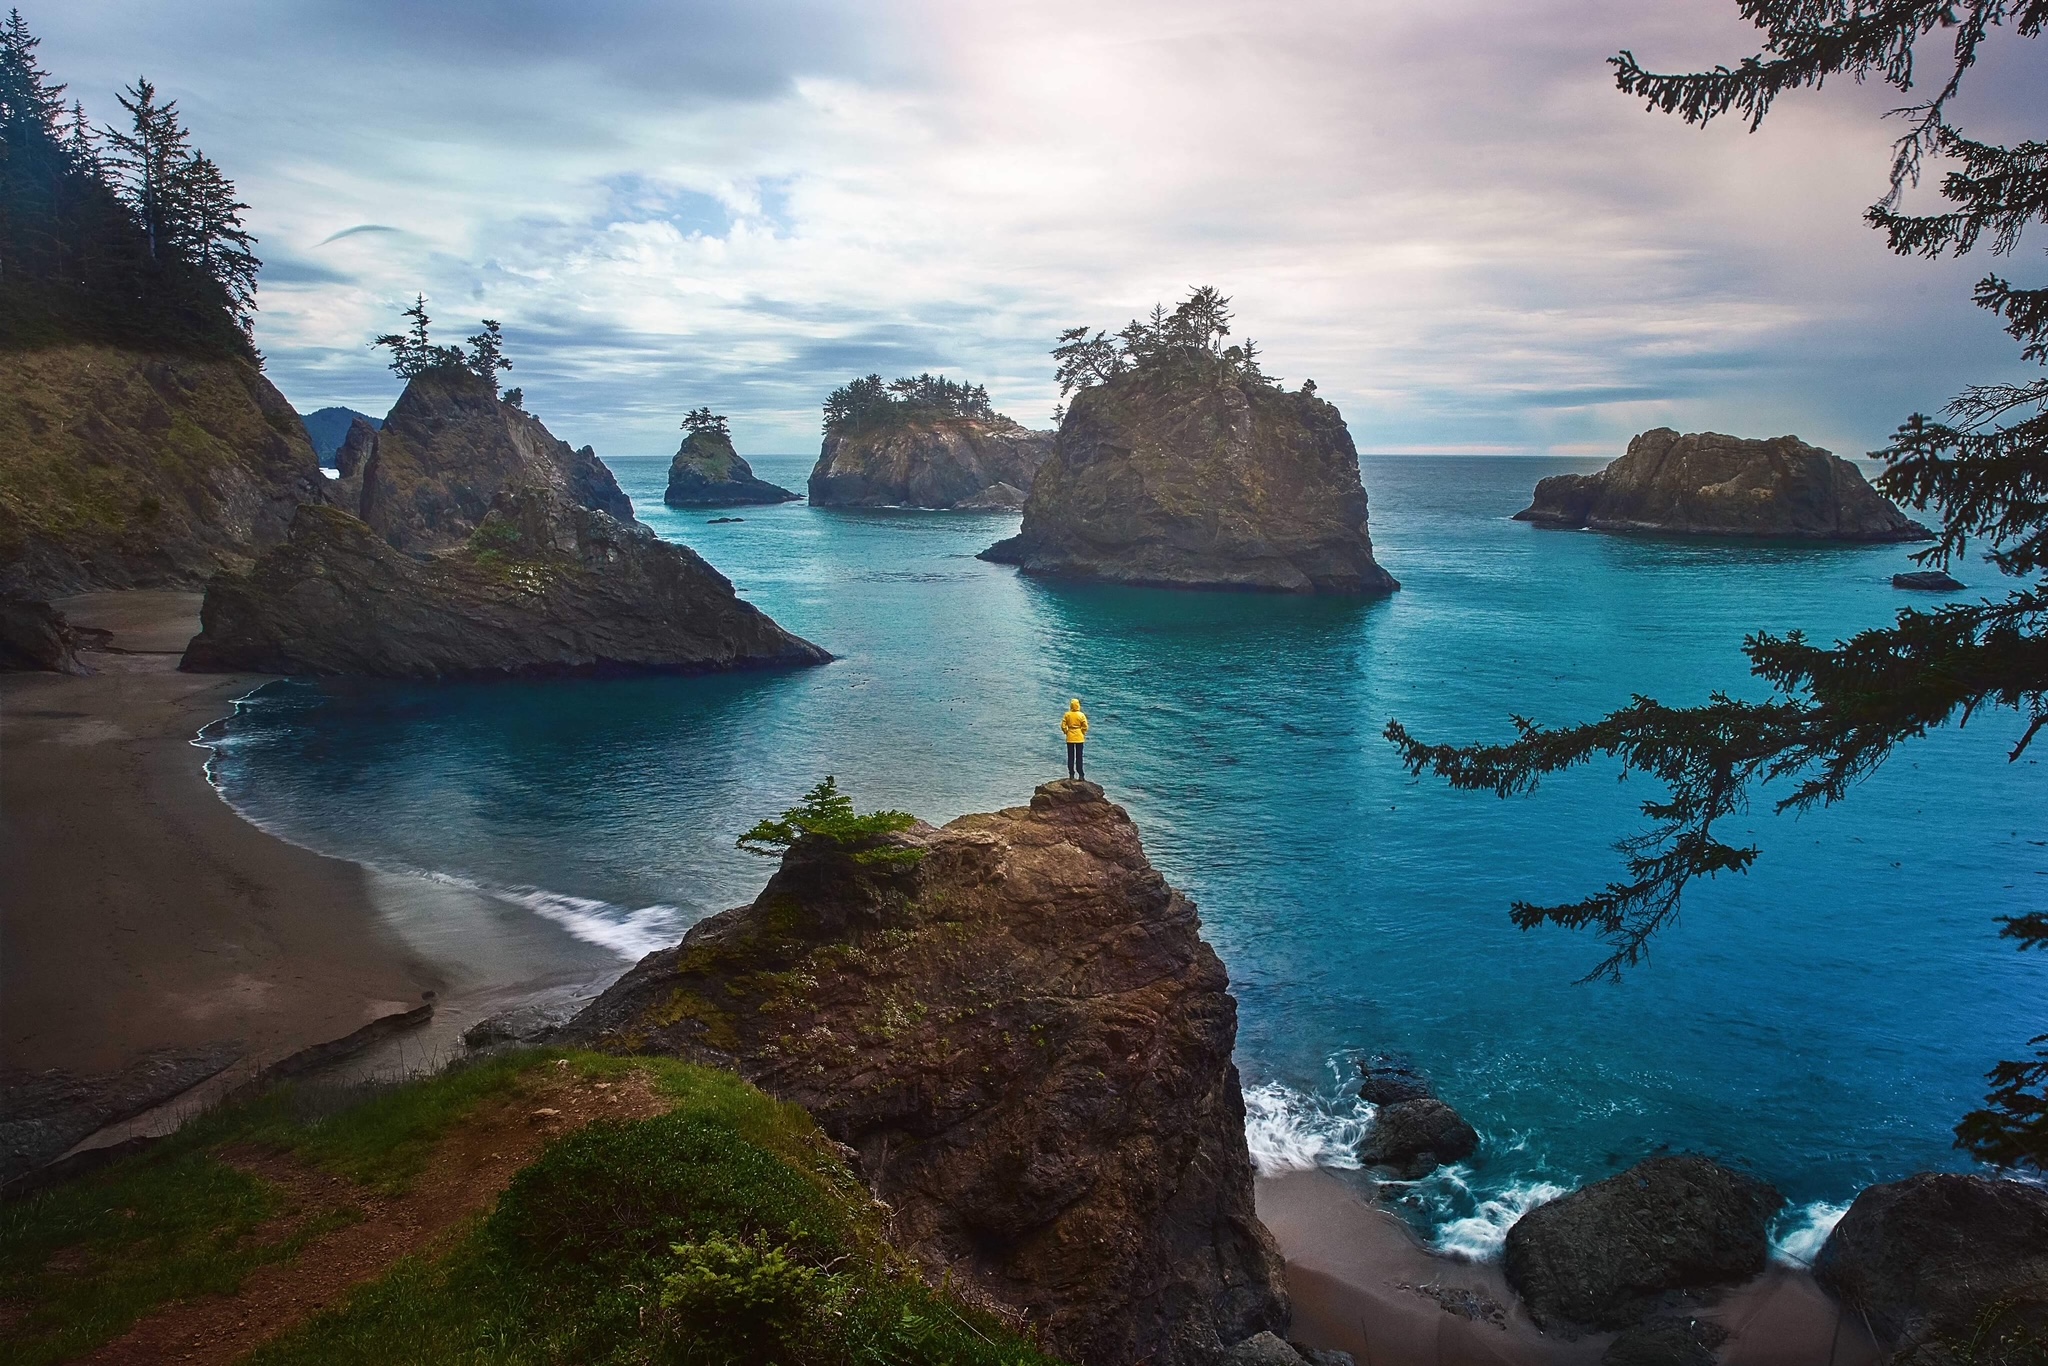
1393;0;2048;1169
682;407;731;439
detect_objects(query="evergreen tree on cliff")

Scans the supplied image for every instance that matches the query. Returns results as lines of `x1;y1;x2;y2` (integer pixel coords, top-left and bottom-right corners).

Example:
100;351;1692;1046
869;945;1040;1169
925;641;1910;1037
0;13;255;354
1389;1;2048;1167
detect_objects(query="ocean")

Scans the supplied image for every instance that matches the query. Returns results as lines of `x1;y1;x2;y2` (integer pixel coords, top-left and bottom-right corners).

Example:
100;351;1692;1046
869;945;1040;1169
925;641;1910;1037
203;451;2048;1261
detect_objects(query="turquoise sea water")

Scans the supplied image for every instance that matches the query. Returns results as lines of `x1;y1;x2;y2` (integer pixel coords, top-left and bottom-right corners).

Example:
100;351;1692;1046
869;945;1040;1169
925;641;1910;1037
210;453;2047;1257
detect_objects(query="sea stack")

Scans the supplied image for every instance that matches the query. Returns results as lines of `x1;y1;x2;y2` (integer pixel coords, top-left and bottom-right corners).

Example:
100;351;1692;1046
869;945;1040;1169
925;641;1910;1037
1515;428;1933;541
981;370;1398;594
807;373;1052;509
563;780;1289;1366
663;423;797;508
344;365;633;553
181;488;829;680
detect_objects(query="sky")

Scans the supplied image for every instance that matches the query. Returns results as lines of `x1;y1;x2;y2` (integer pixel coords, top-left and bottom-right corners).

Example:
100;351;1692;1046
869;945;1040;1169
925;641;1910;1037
33;0;2047;458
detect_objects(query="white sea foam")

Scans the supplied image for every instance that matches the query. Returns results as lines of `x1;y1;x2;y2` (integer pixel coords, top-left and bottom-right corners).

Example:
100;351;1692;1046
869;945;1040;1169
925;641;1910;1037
1425;1172;1571;1261
489;887;686;959
1242;1080;1373;1174
1771;1199;1849;1266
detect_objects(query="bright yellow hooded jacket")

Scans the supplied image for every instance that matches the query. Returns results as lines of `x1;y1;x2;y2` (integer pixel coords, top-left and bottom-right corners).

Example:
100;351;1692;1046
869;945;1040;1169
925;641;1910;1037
1060;700;1089;743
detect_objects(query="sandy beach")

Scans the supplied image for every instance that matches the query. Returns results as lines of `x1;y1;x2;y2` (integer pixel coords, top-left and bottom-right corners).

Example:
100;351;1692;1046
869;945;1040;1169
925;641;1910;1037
1260;1168;1880;1366
0;592;621;1175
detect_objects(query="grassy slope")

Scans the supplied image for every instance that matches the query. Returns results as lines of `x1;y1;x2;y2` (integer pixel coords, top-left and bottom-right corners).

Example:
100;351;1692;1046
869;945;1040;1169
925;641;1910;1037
0;1051;1057;1366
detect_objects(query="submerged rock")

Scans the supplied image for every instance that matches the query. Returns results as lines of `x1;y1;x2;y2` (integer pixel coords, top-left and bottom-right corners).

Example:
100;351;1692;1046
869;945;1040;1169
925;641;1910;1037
0;344;326;597
1503;1154;1783;1331
1814;1173;2048;1358
1357;1097;1479;1179
1515;429;1932;542
346;366;633;553
809;416;1052;509
1893;569;1965;591
180;488;828;680
1357;1058;1435;1106
563;779;1288;1366
662;429;798;507
980;370;1398;594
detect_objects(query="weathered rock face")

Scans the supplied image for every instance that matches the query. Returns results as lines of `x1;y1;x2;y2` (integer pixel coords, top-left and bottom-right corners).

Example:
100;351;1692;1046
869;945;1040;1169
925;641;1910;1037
563;780;1289;1366
980;372;1398;594
0;596;92;673
1515;429;1933;542
180;488;829;680
809;417;1053;509
1503;1155;1784;1331
663;430;798;507
0;344;327;597
1814;1173;2048;1360
345;366;633;553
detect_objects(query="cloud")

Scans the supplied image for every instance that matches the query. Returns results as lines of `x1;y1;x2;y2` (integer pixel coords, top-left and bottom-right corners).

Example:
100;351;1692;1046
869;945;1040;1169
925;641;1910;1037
32;0;2044;458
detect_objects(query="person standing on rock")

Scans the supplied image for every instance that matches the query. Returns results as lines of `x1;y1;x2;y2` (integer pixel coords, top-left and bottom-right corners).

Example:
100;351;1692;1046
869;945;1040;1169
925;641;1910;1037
1061;698;1089;780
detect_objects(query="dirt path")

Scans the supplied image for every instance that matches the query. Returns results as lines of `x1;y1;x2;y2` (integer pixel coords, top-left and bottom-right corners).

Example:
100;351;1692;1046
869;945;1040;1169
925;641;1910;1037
80;1067;669;1366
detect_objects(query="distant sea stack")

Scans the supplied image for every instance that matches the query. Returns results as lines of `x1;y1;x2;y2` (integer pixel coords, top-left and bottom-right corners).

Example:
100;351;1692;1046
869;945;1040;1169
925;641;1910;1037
564;780;1288;1365
298;405;383;465
981;369;1398;594
0;345;327;597
807;373;1053;509
663;422;797;508
181;488;828;680
337;365;633;553
1516;428;1934;541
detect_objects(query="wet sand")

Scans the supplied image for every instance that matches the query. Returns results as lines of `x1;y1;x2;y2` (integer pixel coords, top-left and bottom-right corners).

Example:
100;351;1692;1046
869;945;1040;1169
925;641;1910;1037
1;592;621;1164
1259;1168;1880;1366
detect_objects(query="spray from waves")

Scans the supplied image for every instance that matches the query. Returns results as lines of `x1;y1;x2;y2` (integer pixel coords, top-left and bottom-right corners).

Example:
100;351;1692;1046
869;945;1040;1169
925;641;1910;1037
1771;1200;1849;1266
1403;1165;1571;1261
492;886;685;959
1242;1080;1374;1174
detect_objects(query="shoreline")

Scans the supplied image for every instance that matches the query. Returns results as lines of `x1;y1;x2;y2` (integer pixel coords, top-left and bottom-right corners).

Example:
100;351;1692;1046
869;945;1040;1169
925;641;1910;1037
0;591;621;1176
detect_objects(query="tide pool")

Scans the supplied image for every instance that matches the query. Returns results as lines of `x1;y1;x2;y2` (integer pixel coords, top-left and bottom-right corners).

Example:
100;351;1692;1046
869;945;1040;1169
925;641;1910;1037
204;452;2048;1256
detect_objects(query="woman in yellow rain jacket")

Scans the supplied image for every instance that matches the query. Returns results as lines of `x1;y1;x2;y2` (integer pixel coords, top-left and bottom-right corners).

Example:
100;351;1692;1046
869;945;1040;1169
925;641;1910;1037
1060;698;1089;780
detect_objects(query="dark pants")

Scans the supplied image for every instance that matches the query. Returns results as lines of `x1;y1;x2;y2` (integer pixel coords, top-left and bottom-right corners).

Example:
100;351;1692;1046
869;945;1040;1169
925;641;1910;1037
1067;742;1085;779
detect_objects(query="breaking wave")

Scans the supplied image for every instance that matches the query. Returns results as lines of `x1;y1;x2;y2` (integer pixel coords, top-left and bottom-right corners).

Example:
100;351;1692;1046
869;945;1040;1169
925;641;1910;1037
1771;1200;1849;1266
1242;1079;1374;1174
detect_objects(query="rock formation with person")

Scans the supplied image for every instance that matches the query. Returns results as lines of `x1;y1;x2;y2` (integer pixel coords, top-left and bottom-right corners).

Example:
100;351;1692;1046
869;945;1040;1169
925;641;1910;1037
807;372;1053;509
0;345;328;598
1514;428;1934;541
180;487;828;679
563;779;1290;1366
663;423;798;507
337;365;633;553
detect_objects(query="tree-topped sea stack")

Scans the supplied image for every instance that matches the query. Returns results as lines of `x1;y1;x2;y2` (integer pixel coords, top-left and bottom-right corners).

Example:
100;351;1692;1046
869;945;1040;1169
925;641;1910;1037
333;300;633;553
563;779;1288;1365
663;408;798;508
981;288;1399;594
1516;428;1934;541
808;373;1052;509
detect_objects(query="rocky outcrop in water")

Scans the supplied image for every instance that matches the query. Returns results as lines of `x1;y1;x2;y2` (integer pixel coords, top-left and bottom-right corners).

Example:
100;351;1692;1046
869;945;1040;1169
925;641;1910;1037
1515;429;1933;542
298;405;382;464
339;366;633;553
563;779;1289;1366
980;372;1398;594
180;488;828;680
1357;1098;1479;1179
1894;570;1964;591
663;429;798;507
0;345;327;597
809;417;1052;509
1503;1154;1783;1331
1814;1173;2048;1362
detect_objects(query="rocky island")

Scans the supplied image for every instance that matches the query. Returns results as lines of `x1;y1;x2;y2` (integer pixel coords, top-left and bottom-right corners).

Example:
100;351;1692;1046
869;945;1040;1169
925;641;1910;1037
565;779;1289;1366
982;289;1398;594
808;372;1053;509
663;407;799;507
1515;428;1934;541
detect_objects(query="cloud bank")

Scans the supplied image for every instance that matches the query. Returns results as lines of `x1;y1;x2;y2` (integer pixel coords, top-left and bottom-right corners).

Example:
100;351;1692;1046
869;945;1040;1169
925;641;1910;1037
36;0;2045;457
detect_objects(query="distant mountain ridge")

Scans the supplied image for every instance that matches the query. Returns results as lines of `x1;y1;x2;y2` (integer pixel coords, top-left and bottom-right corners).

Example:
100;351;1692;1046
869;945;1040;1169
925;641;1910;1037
299;407;384;465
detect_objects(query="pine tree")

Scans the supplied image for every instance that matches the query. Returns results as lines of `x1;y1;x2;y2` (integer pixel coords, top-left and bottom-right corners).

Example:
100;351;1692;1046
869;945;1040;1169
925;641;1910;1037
178;152;258;334
465;319;511;390
682;407;731;439
1393;0;2048;1169
372;296;467;380
104;79;191;265
59;100;98;174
